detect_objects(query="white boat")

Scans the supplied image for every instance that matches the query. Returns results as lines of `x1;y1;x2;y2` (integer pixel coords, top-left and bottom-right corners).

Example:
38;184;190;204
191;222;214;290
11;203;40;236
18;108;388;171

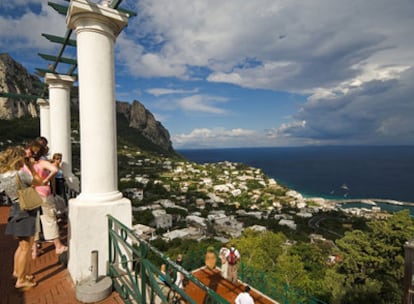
340;184;349;191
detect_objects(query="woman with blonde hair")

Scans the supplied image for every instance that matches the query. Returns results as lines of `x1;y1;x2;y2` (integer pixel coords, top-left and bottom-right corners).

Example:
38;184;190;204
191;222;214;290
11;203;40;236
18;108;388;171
0;146;42;290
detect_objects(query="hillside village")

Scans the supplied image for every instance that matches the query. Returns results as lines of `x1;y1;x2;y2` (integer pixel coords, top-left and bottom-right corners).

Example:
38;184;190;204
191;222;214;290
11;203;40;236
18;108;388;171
116;145;386;244
1;136;392;245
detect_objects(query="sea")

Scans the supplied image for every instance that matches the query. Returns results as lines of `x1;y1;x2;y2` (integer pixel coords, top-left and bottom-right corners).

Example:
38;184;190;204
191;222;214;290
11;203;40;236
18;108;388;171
178;146;414;215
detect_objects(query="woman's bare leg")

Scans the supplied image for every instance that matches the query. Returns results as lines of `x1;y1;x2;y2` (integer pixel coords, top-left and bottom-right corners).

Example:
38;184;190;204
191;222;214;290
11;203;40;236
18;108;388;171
15;236;36;288
13;244;21;277
24;236;34;276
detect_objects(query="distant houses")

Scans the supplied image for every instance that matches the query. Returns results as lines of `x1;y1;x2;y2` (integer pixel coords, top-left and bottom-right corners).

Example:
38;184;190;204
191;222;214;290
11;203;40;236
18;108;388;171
118;150;388;243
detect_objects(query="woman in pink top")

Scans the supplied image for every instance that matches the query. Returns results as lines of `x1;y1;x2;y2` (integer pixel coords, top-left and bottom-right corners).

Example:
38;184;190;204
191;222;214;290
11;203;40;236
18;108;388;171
28;141;67;255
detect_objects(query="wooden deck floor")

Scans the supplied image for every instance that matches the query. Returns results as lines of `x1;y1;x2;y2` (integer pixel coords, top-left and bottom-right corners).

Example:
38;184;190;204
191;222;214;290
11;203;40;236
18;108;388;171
1;205;278;304
0;205;122;304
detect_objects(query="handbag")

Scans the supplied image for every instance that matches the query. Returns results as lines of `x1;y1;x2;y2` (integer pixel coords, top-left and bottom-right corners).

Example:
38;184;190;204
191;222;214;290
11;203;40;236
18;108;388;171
15;173;43;211
54;194;67;216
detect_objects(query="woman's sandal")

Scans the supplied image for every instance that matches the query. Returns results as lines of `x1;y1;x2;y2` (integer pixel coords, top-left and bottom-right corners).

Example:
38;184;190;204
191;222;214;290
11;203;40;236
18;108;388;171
32;244;43;259
32;248;38;260
15;279;37;291
13;273;35;281
55;246;68;255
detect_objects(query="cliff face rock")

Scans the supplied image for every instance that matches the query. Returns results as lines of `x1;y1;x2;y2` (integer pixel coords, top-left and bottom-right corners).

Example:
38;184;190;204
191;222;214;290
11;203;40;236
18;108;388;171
0;53;39;119
117;100;173;152
0;53;174;153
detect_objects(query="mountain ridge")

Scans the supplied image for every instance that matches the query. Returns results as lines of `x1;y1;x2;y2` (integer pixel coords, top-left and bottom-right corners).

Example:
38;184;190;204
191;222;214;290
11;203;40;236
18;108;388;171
0;53;175;154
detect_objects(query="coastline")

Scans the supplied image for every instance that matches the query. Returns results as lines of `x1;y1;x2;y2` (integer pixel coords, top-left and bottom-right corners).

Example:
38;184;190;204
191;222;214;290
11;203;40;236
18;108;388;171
320;197;414;217
328;198;414;207
179;146;414;203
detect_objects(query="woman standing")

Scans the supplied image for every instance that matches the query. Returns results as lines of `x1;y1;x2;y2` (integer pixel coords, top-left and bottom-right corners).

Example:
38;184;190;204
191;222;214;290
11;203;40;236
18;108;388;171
0;146;41;290
28;142;67;255
219;245;229;279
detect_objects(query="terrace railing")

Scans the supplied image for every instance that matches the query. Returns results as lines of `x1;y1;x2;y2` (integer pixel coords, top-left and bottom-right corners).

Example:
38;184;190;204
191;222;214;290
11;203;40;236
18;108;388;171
107;215;229;304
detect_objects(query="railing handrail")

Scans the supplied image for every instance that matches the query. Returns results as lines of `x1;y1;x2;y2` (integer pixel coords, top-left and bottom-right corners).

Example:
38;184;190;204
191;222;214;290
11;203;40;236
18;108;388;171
107;214;229;304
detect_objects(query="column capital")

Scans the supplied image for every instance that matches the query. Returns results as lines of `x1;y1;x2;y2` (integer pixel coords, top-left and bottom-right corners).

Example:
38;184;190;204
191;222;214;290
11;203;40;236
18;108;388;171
45;73;76;88
66;0;128;38
36;98;49;107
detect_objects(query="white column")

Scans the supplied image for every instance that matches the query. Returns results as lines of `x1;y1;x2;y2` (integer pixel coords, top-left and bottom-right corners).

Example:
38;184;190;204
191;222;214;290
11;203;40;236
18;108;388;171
45;73;79;192
37;98;50;142
66;0;131;283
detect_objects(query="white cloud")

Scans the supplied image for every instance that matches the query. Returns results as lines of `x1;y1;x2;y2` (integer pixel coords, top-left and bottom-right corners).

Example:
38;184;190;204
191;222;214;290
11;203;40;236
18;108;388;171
173;127;260;149
207;61;301;90
146;88;199;97
0;0;42;8
116;34;188;78
177;95;228;114
0;3;66;51
172;125;317;149
279;68;414;145
125;0;413;90
2;0;413;147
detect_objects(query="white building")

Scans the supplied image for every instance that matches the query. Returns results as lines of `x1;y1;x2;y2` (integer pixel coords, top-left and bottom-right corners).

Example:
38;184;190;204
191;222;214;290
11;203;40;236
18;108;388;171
133;224;155;240
152;210;172;229
186;215;207;229
162;227;203;241
214;215;244;237
247;225;267;232
279;219;297;230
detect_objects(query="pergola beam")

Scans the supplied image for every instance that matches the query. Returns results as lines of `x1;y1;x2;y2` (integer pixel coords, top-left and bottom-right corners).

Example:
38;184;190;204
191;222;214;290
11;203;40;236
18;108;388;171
42;33;77;47
116;7;136;17
0;92;39;100
38;53;77;65
48;1;69;15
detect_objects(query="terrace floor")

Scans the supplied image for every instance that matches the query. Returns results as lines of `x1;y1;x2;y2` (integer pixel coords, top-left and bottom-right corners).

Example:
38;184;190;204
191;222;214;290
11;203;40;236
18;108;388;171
1;205;277;304
0;205;122;304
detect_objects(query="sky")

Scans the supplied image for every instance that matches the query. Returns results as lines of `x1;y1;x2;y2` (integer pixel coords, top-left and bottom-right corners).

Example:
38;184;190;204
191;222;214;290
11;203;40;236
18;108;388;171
1;0;413;149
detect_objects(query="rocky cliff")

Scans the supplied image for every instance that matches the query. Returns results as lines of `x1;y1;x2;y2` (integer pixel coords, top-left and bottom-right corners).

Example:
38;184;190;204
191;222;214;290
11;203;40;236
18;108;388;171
117;100;173;153
0;53;174;153
0;53;40;119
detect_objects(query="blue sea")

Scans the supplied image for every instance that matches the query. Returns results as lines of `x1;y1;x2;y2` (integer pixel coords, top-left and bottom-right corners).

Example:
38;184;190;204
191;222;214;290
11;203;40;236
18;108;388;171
178;146;414;203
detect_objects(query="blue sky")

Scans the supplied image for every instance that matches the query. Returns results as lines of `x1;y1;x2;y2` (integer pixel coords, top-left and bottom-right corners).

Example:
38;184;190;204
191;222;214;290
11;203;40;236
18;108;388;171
1;0;414;149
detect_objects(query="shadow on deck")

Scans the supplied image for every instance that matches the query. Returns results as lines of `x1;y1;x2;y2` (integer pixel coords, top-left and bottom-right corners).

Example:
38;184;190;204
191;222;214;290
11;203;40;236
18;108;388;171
1;205;278;304
0;205;122;304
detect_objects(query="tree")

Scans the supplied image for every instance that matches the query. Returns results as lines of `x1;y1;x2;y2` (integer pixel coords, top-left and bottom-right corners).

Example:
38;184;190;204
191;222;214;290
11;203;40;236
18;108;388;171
275;253;311;303
332;210;414;304
236;229;286;272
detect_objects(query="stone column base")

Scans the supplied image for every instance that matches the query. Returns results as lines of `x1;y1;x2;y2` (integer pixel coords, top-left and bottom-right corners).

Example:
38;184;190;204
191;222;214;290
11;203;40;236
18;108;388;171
67;196;131;283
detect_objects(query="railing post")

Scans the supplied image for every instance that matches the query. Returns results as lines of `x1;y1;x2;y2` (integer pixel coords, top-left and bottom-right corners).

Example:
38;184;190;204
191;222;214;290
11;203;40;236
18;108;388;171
140;244;147;303
91;250;98;282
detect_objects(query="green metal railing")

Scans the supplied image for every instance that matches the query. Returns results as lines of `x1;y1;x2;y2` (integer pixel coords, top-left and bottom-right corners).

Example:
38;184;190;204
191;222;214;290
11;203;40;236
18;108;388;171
107;215;229;304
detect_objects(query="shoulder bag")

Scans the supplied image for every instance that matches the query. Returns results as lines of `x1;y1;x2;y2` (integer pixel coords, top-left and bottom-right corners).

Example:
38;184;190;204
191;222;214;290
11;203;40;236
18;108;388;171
15;173;43;210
